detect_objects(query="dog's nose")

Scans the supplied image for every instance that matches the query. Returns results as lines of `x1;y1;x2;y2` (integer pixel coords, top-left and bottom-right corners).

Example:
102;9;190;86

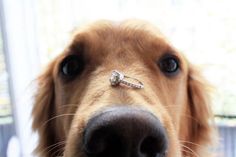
83;107;168;157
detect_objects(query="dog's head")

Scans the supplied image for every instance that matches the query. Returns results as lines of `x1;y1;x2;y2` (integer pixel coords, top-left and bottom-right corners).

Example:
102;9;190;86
32;20;214;157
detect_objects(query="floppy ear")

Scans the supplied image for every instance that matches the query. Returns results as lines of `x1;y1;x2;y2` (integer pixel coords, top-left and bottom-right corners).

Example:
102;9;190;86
32;62;57;156
186;65;215;154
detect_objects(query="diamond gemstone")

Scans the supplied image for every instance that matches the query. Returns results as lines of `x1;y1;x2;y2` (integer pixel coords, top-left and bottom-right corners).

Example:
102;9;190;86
110;71;121;85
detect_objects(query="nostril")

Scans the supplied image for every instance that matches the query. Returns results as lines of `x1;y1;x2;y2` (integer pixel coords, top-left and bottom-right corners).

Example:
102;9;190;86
140;136;168;157
84;129;107;154
84;128;125;157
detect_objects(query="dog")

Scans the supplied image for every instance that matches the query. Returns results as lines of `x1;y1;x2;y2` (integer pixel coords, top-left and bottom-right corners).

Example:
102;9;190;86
32;20;215;157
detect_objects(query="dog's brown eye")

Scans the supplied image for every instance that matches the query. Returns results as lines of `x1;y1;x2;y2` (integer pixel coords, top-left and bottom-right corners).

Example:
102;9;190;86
60;55;84;79
159;55;179;76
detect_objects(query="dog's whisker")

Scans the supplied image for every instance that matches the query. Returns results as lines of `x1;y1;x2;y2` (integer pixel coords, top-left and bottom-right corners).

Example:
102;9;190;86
180;140;214;154
39;141;66;155
42;114;76;127
180;114;200;124
48;142;65;156
58;104;78;108
57;104;79;111
57;147;65;157
180;144;201;157
180;140;204;149
181;149;197;157
51;145;65;157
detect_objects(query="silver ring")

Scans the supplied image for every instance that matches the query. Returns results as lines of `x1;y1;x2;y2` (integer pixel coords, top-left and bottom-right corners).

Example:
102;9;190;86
109;70;144;89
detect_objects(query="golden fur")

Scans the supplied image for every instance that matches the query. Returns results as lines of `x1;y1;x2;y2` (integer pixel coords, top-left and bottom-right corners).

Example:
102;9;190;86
32;20;215;157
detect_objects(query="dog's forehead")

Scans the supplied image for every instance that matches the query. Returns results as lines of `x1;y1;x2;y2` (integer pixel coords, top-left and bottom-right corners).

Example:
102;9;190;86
72;20;166;38
70;20;173;55
59;20;186;70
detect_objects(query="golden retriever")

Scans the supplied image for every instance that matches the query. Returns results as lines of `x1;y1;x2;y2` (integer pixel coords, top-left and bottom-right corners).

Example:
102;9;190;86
32;20;215;157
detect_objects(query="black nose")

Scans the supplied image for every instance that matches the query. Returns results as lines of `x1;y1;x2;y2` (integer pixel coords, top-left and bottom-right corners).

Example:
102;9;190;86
83;107;168;157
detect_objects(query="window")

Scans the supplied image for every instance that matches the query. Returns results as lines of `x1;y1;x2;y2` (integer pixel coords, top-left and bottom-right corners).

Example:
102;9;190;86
0;22;12;122
0;18;16;157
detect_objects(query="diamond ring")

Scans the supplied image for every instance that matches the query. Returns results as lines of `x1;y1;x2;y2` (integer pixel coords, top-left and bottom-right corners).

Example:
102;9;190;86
109;70;144;89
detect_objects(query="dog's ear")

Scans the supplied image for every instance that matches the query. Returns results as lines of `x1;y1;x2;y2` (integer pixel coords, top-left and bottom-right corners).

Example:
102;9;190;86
186;65;214;152
32;61;57;156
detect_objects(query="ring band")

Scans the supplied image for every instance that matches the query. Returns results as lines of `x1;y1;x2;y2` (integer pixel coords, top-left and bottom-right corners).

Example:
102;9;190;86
110;70;144;89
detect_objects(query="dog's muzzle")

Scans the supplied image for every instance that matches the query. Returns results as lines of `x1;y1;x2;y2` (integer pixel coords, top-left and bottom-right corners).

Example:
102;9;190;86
83;106;168;157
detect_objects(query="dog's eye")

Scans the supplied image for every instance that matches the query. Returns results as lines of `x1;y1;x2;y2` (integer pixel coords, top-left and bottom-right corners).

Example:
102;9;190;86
159;55;179;76
60;55;84;79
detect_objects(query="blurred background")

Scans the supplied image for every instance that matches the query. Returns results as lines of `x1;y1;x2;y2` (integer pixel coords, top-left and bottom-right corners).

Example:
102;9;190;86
0;0;236;156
